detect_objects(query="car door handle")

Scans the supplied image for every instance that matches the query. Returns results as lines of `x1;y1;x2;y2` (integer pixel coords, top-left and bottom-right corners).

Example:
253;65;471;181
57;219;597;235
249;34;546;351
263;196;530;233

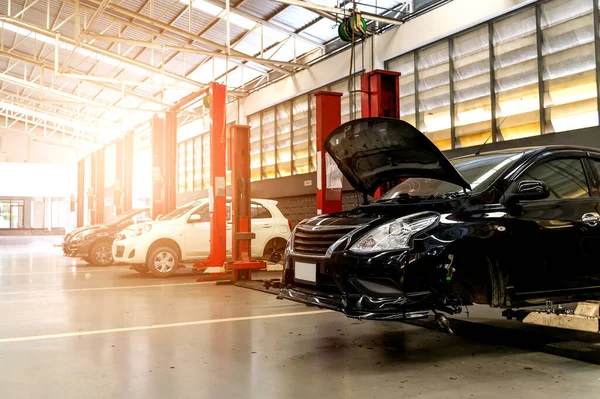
261;224;273;228
581;212;600;227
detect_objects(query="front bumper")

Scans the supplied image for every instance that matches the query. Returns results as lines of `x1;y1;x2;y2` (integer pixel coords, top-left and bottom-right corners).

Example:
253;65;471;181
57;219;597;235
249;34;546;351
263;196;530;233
277;252;442;320
62;240;92;257
112;237;147;264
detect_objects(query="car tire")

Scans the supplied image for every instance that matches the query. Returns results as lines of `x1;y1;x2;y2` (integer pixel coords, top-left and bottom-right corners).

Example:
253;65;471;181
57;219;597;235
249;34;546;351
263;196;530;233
81;256;94;264
263;238;287;264
89;242;114;266
132;264;149;274
147;246;179;278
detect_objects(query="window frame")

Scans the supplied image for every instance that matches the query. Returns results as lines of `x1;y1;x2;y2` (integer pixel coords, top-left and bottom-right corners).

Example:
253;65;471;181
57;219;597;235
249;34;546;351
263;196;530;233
509;150;596;200
250;202;273;219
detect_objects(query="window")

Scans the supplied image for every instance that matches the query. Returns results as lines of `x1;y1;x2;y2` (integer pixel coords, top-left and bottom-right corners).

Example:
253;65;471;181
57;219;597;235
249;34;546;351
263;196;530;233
276;102;292;177
191;205;210;223
494;7;541;141
292;95;310;175
388;53;416;127
251;203;272;219
193;137;202;191
262;108;276;180
0;199;24;229
178;143;186;193
418;42;451;149
453;26;492;147
522;158;590;199
542;0;598;132
249;113;261;181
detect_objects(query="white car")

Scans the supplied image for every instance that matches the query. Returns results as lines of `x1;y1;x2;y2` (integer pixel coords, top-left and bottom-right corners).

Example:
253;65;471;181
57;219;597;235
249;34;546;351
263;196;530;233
112;198;291;277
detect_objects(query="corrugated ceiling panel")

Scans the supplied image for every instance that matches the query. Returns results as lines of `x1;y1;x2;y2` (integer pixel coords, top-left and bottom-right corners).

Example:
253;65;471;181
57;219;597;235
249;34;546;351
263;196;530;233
202;19;247;47
237;0;284;20
270;5;320;31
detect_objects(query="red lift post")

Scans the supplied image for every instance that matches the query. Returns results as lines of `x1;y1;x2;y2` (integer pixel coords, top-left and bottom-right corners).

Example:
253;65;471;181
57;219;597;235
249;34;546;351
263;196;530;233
361;69;401;198
227;124;266;282
315;91;343;215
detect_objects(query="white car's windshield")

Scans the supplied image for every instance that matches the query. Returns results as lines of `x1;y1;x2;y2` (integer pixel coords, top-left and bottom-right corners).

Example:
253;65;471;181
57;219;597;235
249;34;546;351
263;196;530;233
159;201;202;220
379;152;525;200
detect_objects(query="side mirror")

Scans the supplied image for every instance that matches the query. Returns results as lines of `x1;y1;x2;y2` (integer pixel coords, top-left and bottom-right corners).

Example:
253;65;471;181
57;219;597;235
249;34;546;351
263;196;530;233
188;214;202;223
505;180;550;204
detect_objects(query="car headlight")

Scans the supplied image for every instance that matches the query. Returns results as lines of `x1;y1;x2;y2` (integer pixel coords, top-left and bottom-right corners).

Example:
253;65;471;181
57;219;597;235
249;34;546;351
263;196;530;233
131;224;152;236
350;211;440;254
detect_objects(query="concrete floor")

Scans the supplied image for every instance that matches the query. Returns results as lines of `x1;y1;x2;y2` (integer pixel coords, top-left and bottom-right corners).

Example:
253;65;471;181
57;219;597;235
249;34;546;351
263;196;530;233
1;240;600;398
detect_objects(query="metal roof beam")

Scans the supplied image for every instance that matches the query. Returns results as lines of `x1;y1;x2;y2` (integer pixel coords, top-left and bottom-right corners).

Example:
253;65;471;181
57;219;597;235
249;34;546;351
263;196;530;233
78;0;294;75
80;33;308;69
0;16;207;89
271;0;404;25
204;0;325;49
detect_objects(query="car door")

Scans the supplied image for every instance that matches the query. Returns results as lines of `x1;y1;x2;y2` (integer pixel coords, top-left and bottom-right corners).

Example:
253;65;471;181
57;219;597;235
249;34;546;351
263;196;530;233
507;153;600;299
184;204;211;259
250;202;276;257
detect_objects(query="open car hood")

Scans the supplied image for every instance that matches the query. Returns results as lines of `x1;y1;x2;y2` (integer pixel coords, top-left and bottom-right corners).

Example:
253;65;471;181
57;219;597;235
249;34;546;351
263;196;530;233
324;118;471;196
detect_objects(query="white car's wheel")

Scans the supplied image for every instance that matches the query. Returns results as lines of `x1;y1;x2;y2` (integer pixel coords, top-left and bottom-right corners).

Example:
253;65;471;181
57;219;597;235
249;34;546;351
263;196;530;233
147;246;179;278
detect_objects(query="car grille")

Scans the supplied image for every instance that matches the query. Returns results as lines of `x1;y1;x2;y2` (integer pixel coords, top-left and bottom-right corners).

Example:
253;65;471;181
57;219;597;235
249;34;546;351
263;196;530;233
292;225;359;257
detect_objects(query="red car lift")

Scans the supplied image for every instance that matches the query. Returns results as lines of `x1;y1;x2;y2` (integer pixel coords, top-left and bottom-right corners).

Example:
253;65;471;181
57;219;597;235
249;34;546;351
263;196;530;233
227;124;266;282
361;70;401;198
315;91;343;215
194;84;265;282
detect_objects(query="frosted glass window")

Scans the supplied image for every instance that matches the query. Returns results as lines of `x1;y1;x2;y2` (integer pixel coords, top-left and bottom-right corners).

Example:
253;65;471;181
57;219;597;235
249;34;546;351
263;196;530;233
542;0;597;132
178;143;186;193
418;41;451;149
292;95;310;175
453;26;492;148
276;102;292;177
193;137;202;191
262;109;276;180
388;53;416;127
494;7;540;141
248;113;261;181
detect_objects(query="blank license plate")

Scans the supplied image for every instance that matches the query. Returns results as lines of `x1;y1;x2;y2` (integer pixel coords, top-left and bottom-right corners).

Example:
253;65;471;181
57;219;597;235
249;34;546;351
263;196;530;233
294;261;317;284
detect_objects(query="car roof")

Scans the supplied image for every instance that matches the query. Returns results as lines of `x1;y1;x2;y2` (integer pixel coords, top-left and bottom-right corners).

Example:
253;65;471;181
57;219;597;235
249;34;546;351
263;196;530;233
453;145;600;160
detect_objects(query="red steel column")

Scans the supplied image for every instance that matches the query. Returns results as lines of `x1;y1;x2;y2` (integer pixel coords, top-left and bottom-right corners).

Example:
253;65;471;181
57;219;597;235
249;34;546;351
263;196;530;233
315;91;343;215
115;138;124;216
95;148;105;224
151;115;165;219
361;70;401;198
165;111;178;214
361;69;401;119
77;159;85;227
204;82;227;267
123;132;134;212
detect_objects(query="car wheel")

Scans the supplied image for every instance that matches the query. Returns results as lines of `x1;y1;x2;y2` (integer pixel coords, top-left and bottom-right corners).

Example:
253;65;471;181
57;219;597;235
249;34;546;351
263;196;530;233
132;264;149;274
89;242;114;266
147;246;179;278
81;256;93;264
263;238;286;264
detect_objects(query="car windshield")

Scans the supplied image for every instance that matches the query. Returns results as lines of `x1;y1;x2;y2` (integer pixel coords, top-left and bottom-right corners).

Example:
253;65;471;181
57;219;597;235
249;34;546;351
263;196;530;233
106;210;139;226
159;201;202;221
379;152;525;200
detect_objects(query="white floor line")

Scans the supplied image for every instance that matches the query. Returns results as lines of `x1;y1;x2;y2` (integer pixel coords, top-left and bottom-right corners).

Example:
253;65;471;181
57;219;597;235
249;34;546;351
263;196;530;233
0;310;332;344
0;281;215;296
0;268;132;276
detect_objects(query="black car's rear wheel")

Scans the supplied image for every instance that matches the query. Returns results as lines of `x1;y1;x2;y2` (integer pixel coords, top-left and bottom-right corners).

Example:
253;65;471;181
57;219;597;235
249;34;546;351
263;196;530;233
89;242;114;266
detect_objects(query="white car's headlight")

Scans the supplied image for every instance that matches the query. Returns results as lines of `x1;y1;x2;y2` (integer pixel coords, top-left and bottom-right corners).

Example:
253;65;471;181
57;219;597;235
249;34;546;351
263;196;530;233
131;224;152;236
350;212;440;254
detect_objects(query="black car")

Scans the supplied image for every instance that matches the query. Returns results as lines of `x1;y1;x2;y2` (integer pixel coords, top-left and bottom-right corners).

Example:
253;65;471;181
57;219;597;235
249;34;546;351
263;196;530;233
279;117;600;322
63;208;151;265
